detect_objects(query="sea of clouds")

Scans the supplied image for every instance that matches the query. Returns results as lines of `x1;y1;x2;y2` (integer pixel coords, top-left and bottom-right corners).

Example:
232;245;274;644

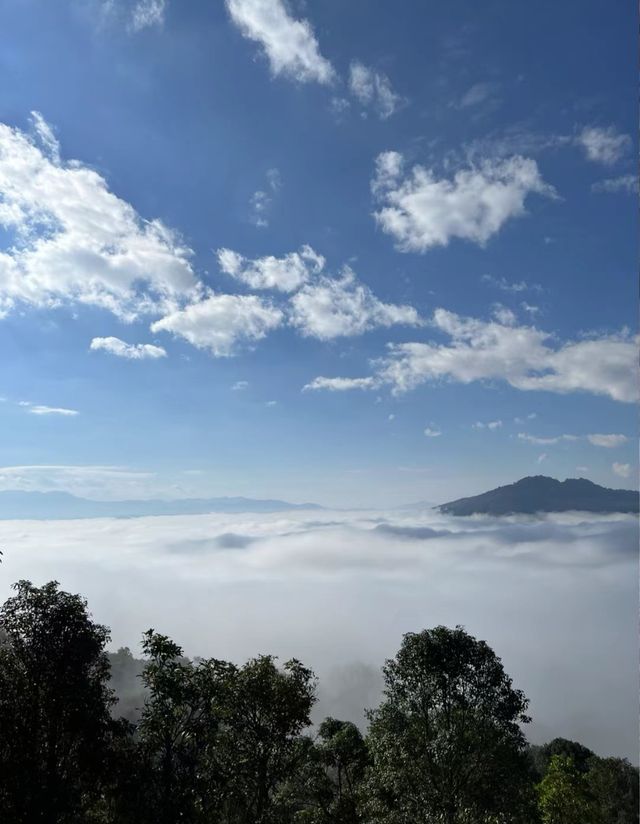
0;507;636;761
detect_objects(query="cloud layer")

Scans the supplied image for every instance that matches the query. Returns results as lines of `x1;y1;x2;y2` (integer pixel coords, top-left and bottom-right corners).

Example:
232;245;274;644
0;507;635;761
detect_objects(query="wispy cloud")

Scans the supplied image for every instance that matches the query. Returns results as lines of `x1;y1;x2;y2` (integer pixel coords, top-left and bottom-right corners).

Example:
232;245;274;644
349;61;404;119
28;405;79;417
578;126;631;165
591;174;638;194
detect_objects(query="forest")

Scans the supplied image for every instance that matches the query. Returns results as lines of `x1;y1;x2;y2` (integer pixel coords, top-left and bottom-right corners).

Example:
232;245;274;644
0;579;636;823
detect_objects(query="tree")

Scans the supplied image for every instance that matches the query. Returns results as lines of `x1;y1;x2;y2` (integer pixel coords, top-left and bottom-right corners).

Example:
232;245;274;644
585;756;639;824
132;633;316;824
537;755;596;824
530;737;596;780
220;654;316;823
0;580;117;823
133;630;235;823
364;626;536;824
282;718;368;823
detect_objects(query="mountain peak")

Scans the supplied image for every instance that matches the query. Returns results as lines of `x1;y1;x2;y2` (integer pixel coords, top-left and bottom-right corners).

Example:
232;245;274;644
438;476;638;516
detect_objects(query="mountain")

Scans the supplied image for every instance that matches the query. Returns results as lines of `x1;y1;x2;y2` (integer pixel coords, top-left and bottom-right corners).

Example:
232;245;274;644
0;490;322;520
437;476;639;516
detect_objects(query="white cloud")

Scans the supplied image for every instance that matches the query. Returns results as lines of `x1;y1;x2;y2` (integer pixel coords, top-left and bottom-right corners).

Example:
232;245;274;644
289;266;421;340
28;406;79;417
302;376;377;392
0;464;155;498
612;462;631;479
129;0;166;31
518;432;628;449
587;434;628;448
249;167;281;228
377;310;639;403
591;175;638;194
349;61;403;119
90;336;167;359
0;114;198;321
0;508;636;760
536;453;547;464
578;126;631;165
217;245;324;292
457;81;499;109
151;293;283;356
521;302;540;318
481;274;542;293
473;420;502;430
225;0;335;84
232;380;249;391
518;433;578;445
311;310;638;404
423;426;441;438
371;152;555;252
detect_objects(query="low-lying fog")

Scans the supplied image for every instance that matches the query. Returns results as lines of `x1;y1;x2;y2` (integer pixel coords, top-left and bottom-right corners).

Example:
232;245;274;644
0;507;636;761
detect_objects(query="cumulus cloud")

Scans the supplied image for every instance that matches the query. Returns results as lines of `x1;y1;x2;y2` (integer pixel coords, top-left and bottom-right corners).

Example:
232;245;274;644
0;113;198;321
231;380;249;391
423;426;441;438
217;245;324;292
587;434;628;448
90;336;167;360
308;310;638;403
371;152;555;252
377;310;638;402
225;0;335;84
349;61;403;119
578;126;631;165
289;266;421;340
0;508;636;759
591;174;638;194
612;462;631;479
150;293;283;356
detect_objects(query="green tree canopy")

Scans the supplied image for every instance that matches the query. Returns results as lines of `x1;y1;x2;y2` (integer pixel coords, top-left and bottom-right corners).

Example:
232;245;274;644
0;580;117;823
365;625;535;824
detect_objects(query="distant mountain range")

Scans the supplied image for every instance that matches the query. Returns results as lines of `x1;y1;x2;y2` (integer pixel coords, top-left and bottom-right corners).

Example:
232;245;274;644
437;476;639;516
0;491;322;520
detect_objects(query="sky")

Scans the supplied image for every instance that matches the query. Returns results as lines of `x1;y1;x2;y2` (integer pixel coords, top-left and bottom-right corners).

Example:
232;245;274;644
0;0;637;507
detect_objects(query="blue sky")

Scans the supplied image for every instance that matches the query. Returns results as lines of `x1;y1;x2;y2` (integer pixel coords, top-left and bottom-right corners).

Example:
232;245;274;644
0;0;636;507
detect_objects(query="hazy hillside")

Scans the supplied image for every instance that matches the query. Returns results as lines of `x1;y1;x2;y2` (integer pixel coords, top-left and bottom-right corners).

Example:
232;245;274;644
0;490;322;520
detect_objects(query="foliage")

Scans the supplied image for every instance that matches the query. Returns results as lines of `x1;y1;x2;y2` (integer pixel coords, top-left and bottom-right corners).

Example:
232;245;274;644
0;580;118;823
0;581;635;824
364;625;536;824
